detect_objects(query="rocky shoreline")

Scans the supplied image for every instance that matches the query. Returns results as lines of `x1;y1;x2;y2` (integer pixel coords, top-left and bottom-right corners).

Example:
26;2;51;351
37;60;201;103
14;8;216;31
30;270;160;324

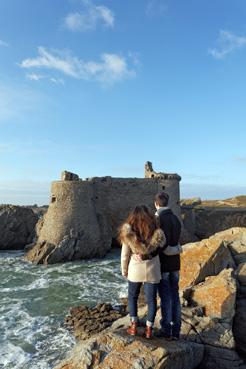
0;199;246;368
56;227;246;369
1;196;246;253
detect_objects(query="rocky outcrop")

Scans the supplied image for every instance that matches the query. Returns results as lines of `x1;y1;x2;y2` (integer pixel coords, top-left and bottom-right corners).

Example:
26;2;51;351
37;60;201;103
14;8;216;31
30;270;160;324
0;205;38;250
201;196;246;208
180;228;246;360
199;346;246;369
232;235;246;357
55;330;204;369
64;303;126;340
181;197;246;242
180;228;236;289
194;208;246;240
237;263;246;285
180;197;202;206
55;227;246;369
234;298;246;357
191;268;236;319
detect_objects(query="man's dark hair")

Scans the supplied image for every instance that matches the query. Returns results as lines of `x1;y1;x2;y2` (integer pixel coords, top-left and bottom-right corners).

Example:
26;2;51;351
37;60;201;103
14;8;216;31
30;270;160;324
155;192;169;207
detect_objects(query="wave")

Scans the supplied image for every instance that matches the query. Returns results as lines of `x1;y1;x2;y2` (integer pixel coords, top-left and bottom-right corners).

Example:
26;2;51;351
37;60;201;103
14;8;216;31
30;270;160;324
0;249;125;369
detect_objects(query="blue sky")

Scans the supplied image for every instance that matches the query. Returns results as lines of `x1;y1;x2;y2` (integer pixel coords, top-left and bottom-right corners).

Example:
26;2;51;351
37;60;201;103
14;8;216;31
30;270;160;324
0;0;246;205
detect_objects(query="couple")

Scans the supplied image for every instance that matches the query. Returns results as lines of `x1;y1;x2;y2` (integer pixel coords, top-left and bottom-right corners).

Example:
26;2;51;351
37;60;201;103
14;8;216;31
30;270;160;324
119;192;182;340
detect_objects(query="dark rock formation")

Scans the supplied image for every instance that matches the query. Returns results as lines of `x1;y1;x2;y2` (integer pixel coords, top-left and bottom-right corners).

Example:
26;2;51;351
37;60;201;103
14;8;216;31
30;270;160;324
0;205;38;250
64;303;127;340
181;197;246;242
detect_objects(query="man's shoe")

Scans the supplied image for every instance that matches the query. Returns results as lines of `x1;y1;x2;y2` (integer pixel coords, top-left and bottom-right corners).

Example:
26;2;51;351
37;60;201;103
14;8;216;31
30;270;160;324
155;329;171;339
165;336;173;341
143;326;152;339
127;321;138;336
172;336;180;341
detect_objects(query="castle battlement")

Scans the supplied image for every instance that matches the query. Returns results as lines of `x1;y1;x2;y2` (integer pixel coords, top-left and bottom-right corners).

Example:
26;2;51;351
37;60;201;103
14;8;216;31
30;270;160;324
26;162;181;264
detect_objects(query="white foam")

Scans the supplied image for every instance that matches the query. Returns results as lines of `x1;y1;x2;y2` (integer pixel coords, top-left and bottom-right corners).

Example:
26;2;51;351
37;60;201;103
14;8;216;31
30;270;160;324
0;342;29;368
0;249;124;369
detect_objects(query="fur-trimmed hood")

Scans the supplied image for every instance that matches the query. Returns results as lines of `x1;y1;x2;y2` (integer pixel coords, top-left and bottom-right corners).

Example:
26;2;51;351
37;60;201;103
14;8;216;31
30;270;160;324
120;223;166;255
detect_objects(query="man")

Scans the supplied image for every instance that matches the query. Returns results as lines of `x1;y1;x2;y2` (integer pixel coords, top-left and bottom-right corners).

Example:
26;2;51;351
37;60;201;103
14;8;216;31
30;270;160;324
154;192;182;340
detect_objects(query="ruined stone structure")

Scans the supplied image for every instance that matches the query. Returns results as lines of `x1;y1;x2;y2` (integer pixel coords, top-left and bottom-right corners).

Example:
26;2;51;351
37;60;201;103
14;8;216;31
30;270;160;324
26;162;181;264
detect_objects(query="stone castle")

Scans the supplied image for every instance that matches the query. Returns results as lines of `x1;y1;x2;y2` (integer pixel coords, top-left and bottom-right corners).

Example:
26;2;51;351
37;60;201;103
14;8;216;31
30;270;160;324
26;162;181;264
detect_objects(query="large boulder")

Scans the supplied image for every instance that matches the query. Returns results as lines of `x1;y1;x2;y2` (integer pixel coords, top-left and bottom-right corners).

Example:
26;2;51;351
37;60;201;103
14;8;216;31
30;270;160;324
55;330;204;369
180;312;235;350
180;229;237;289
199;345;245;369
234;261;246;357
237;263;246;285
0;205;38;250
190;269;237;319
233;298;246;357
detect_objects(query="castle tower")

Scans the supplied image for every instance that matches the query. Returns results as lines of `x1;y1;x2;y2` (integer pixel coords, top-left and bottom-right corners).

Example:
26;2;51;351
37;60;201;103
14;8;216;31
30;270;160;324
26;162;181;264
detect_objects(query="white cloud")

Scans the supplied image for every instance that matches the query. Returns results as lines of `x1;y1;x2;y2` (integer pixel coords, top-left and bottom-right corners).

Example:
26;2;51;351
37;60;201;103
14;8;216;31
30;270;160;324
50;77;65;85
26;73;44;81
0;39;9;47
209;30;246;59
26;73;65;85
145;0;168;17
20;47;79;78
64;0;114;31
20;47;136;85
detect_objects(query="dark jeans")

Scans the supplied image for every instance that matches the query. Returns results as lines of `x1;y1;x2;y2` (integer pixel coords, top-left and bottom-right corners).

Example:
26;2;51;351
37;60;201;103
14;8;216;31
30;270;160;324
128;281;158;325
158;271;181;338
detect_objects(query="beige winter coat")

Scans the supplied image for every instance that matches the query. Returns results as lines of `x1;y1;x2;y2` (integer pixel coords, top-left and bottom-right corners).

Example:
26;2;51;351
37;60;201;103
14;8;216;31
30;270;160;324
120;223;166;283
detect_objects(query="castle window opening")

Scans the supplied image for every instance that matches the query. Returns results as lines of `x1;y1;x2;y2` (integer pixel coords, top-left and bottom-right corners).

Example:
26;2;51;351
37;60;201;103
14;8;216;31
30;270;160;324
51;195;56;203
162;186;165;190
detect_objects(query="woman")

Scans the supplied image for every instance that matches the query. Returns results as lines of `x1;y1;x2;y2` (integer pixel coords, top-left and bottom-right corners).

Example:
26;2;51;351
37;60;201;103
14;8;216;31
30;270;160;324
119;205;166;338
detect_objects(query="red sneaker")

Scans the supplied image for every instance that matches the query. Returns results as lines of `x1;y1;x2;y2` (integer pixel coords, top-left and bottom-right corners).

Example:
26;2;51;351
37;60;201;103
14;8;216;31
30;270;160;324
143;326;152;339
127;321;138;336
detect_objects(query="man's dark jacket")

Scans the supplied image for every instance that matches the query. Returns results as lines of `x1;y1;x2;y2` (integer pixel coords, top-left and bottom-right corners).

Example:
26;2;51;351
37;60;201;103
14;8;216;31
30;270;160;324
157;207;182;273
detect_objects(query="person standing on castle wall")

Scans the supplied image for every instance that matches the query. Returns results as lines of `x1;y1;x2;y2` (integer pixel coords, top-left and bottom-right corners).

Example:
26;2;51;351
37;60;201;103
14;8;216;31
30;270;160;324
154;192;182;340
119;205;166;339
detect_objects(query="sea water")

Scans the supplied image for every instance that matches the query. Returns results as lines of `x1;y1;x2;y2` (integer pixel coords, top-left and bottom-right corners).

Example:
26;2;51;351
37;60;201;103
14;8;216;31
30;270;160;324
0;249;127;369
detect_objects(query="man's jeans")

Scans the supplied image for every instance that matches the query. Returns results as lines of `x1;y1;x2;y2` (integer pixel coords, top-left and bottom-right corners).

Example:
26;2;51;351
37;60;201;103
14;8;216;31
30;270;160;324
158;271;181;337
128;281;158;325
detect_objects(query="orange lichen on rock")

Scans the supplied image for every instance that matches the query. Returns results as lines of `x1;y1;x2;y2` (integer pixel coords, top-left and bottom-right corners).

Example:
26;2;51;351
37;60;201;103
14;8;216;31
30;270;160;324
179;229;239;289
191;268;236;319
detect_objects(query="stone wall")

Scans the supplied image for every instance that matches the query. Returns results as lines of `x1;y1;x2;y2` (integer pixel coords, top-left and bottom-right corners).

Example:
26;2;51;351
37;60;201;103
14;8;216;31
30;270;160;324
26;163;181;264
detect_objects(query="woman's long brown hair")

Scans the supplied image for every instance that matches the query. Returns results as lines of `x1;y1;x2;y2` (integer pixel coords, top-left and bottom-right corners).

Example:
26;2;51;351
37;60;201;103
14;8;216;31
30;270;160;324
119;205;157;244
